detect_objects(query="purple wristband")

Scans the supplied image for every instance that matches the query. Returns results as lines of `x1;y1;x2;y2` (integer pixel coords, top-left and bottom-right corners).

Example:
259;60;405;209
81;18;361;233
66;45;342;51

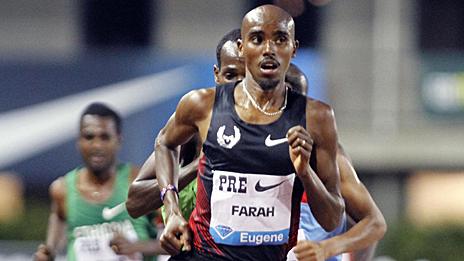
160;184;179;202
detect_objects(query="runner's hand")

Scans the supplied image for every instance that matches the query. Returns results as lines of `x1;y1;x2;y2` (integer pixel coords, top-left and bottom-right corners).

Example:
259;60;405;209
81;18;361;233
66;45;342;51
293;240;326;261
33;244;55;261
110;233;135;255
287;125;313;176
160;212;191;255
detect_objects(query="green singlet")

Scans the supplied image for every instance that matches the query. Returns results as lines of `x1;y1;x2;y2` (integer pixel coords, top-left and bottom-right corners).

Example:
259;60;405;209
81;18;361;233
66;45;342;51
65;163;156;261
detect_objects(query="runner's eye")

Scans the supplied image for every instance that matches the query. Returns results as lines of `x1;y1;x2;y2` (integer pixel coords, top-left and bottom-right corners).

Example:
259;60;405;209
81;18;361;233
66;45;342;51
100;133;111;141
250;34;263;44
276;36;288;44
224;72;237;81
83;134;94;140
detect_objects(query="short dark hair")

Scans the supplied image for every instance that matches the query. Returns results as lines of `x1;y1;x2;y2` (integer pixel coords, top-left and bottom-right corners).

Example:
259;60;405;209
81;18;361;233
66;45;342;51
216;28;241;69
80;102;122;134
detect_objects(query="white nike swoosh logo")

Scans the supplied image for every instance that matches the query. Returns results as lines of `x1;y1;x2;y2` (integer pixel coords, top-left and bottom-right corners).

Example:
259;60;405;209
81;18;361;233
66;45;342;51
102;202;126;220
265;134;288;147
0;66;191;168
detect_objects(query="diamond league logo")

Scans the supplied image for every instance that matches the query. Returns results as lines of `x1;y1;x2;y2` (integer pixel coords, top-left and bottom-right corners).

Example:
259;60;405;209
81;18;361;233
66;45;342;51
214;225;234;239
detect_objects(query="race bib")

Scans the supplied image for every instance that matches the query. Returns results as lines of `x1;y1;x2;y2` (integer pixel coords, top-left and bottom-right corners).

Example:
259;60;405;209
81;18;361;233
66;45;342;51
74;237;143;261
209;170;295;246
73;220;142;261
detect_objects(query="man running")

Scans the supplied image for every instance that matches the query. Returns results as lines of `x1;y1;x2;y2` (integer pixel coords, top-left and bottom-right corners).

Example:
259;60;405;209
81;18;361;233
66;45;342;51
34;103;162;261
155;5;344;260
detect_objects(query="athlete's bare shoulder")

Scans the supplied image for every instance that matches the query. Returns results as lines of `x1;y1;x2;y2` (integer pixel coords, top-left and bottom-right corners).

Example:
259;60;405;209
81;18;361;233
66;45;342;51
305;97;339;143
305;97;335;121
49;177;66;219
184;87;216;101
49;177;66;201
176;87;216;123
305;96;336;126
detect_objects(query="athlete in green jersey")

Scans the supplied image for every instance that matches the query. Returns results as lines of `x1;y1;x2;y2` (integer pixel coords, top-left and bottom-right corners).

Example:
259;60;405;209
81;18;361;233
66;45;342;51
65;164;155;261
34;103;163;261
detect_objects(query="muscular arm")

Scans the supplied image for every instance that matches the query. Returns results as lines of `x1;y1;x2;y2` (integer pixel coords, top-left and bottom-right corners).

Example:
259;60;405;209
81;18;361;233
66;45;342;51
155;89;211;217
301;101;344;231
320;146;387;260
126;152;199;218
155;88;214;255
34;178;67;261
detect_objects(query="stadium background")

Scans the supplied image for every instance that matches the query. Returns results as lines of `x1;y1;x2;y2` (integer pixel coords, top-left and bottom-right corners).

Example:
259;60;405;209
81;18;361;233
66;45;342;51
1;0;464;260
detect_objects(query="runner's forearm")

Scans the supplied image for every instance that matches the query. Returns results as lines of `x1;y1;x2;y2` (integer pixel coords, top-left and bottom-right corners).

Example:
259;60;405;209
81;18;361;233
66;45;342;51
129;240;168;256
154;136;181;217
300;167;344;231
45;212;66;256
127;156;198;218
320;214;386;259
127;179;161;218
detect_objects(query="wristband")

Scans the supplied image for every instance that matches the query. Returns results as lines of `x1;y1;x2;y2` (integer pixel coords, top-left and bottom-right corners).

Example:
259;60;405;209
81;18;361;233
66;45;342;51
160;184;179;202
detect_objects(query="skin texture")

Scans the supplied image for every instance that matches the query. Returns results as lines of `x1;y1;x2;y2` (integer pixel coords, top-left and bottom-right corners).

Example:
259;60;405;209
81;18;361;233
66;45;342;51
155;5;344;256
33;115;162;260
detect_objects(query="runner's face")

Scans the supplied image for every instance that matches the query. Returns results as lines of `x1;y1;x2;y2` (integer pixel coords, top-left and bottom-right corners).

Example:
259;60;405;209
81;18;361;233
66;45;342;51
214;41;245;85
78;115;120;174
240;8;297;90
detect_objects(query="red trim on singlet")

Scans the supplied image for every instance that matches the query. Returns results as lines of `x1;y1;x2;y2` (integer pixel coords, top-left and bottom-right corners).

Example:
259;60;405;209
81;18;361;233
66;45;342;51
287;188;303;251
301;191;308;203
197;155;206;179
189;155;224;256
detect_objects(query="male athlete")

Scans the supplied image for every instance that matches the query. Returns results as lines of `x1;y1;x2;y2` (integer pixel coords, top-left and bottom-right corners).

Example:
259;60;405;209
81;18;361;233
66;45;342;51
129;26;385;260
213;32;385;260
34;103;162;261
155;5;344;260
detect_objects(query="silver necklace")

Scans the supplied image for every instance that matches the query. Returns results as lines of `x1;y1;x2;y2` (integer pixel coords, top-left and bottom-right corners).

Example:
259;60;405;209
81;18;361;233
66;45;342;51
242;81;288;116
